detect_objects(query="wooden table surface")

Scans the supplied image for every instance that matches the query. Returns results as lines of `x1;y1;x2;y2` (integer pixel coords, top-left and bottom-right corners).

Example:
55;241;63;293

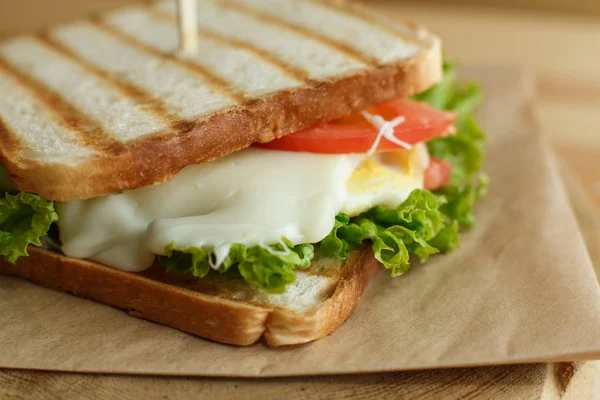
1;1;599;399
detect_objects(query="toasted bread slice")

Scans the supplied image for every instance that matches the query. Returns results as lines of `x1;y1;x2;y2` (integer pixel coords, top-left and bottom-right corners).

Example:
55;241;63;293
0;0;442;201
0;246;378;346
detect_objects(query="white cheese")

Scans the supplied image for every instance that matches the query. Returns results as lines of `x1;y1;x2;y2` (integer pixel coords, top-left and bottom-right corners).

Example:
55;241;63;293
56;146;428;272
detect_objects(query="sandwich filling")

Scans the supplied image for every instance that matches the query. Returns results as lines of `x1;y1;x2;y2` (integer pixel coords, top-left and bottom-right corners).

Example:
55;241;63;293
56;145;429;272
0;63;488;293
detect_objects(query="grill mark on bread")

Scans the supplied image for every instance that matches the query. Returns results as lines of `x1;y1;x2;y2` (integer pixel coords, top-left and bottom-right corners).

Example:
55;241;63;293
102;9;303;100
0;117;21;158
0;117;26;189
216;0;379;67
0;57;123;154
37;34;192;133
148;8;311;84
0;0;442;200
315;0;429;47
197;27;312;84
92;19;245;105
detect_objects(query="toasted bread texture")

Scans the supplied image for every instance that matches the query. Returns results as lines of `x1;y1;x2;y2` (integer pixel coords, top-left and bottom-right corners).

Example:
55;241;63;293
0;246;378;346
0;0;442;201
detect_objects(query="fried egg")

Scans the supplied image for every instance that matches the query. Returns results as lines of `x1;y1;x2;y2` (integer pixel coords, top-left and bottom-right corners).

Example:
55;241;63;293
56;145;429;272
343;143;429;215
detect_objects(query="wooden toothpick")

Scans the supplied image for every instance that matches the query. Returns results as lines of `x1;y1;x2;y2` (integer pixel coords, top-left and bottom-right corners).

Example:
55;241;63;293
176;0;198;56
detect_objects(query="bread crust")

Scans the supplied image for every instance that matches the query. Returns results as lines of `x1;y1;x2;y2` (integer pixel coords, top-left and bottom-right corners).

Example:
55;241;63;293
264;249;378;346
4;39;441;201
0;246;378;346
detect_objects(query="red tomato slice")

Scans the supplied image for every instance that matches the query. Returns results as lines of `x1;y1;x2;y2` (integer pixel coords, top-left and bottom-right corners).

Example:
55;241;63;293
424;157;452;190
255;99;456;154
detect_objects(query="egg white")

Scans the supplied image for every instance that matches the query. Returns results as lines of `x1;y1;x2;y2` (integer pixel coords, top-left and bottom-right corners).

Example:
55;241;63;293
56;145;429;272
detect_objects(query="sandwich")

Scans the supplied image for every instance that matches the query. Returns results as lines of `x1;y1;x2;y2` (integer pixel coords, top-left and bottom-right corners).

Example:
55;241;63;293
0;0;486;346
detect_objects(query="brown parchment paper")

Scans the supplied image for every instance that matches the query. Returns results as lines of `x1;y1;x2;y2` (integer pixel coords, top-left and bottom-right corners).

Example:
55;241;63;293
0;67;599;377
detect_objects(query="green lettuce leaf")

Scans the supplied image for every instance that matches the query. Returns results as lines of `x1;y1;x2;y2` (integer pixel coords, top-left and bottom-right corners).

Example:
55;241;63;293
427;117;485;185
159;240;314;294
437;175;489;228
413;60;458;110
414;61;483;125
320;189;456;276
319;213;354;258
414;62;486;186
0;192;58;263
319;177;487;277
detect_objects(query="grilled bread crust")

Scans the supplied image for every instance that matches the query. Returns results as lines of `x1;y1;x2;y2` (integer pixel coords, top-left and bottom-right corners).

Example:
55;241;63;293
0;246;378;346
0;0;442;201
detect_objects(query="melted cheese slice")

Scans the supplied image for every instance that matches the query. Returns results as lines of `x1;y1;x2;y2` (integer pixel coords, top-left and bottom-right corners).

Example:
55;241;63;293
56;146;427;272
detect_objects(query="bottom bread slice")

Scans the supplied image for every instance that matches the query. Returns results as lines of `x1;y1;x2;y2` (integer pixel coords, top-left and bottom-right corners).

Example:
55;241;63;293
0;246;378;346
